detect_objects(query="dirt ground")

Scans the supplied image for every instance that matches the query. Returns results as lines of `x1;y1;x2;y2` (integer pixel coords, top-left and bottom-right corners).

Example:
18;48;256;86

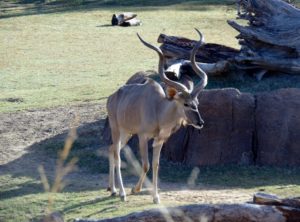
0;102;252;204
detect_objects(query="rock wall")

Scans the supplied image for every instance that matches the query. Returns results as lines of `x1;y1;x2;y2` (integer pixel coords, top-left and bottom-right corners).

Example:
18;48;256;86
255;89;300;166
102;88;300;166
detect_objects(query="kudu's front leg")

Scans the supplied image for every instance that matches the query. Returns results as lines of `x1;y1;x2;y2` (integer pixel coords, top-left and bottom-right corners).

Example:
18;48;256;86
152;139;164;204
115;132;131;201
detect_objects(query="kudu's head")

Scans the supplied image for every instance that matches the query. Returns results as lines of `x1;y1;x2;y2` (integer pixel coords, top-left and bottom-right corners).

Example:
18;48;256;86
137;29;208;129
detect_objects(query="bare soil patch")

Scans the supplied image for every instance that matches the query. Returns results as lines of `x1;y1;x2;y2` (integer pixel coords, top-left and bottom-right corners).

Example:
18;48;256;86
0;102;105;166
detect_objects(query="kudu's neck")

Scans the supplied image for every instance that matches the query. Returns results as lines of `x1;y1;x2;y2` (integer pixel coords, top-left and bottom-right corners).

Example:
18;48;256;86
157;98;185;128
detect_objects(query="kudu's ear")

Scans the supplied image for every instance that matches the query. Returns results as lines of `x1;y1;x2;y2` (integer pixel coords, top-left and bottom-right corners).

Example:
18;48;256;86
166;87;178;100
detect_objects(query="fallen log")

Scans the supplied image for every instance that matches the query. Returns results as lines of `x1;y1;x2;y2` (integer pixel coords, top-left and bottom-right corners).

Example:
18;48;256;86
253;193;300;208
165;59;229;79
228;0;300;75
158;33;239;63
111;12;141;26
253;193;300;222
158;34;237;77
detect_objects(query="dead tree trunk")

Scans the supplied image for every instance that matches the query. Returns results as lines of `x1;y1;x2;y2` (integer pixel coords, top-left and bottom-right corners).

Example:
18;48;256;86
158;34;239;77
228;0;300;75
158;34;239;63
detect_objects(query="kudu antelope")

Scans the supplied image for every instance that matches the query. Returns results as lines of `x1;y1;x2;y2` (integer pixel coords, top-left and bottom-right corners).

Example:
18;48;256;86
106;29;207;204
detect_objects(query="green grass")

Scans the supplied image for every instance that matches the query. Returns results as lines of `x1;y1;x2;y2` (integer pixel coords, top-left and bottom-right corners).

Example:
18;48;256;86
0;177;184;222
160;163;300;196
1;1;300;113
0;176;156;221
1;164;300;221
0;175;153;221
2;1;300;113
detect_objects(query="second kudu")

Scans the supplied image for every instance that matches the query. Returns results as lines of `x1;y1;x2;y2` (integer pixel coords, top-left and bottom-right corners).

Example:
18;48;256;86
106;29;208;204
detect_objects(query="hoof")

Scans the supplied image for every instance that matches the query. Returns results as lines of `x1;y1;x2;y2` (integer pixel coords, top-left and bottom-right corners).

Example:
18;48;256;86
120;195;127;202
107;187;111;192
131;187;137;194
153;197;160;204
111;192;117;197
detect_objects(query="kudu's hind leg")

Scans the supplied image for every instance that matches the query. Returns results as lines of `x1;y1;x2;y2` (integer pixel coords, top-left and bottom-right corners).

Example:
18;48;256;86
108;144;117;196
115;131;131;201
108;128;120;196
132;134;149;194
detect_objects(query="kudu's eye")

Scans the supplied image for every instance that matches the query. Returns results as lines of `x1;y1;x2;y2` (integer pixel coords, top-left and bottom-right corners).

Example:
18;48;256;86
184;103;189;107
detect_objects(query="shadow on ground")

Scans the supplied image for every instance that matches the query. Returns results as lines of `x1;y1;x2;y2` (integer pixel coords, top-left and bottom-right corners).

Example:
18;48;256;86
0;119;107;198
